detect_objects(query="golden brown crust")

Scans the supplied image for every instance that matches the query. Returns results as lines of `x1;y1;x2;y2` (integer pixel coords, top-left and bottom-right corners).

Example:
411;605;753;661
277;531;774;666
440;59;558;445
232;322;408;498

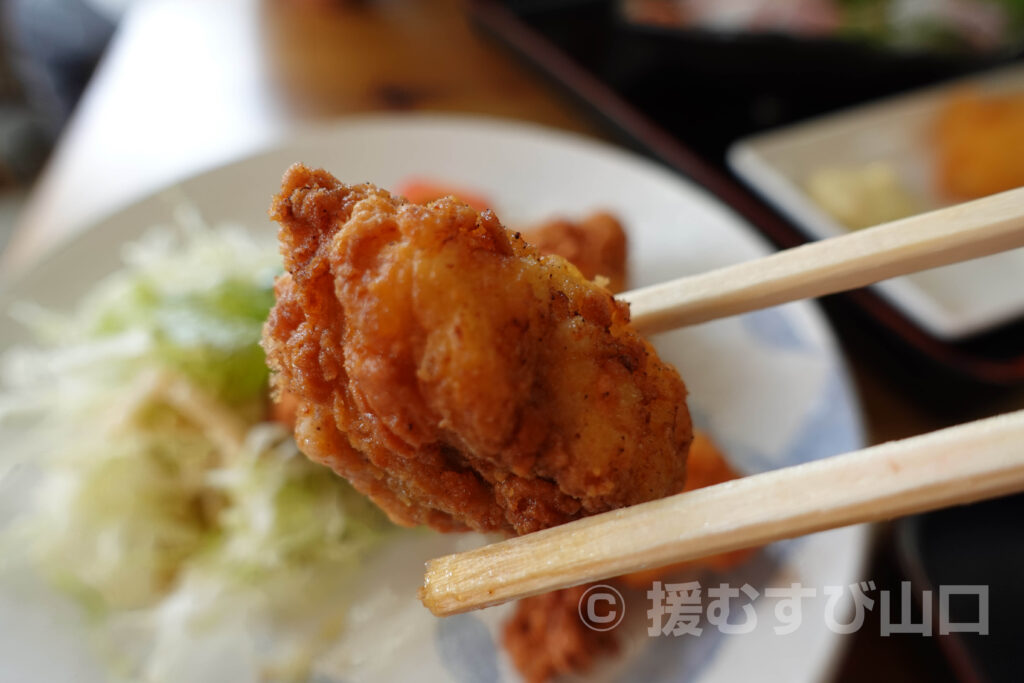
262;163;692;534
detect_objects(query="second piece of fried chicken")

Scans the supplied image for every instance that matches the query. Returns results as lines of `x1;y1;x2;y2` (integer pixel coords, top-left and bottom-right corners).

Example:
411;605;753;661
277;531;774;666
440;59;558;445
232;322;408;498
522;212;628;293
262;164;692;535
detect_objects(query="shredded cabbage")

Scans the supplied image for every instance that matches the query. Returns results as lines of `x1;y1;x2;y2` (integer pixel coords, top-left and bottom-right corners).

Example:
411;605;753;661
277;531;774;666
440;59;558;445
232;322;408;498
0;213;398;681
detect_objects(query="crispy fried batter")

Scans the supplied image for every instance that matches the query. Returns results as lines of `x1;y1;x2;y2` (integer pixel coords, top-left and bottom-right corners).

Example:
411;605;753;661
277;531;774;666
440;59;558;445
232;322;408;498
261;164;692;534
522;212;628;293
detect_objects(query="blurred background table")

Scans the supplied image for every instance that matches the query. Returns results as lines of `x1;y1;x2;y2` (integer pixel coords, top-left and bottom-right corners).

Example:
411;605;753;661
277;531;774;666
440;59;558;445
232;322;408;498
2;0;1021;680
0;0;602;269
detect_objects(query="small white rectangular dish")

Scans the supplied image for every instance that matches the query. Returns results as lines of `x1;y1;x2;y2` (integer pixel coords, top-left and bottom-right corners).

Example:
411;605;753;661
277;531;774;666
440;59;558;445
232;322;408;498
728;63;1024;341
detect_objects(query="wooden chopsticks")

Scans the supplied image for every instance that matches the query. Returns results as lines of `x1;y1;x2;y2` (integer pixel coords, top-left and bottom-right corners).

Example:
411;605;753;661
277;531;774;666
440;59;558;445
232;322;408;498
420;187;1024;616
623;186;1024;334
421;408;1024;616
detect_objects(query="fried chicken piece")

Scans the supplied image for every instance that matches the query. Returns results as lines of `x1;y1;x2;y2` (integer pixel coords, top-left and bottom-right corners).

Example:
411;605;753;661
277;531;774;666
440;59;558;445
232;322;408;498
267;212;629;430
522;212;628;293
261;164;692;535
502;583;620;683
504;431;752;682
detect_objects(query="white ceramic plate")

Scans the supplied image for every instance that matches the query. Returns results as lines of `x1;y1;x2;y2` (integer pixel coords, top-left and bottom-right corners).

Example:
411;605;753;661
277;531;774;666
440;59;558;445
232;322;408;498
0;115;868;683
728;63;1024;341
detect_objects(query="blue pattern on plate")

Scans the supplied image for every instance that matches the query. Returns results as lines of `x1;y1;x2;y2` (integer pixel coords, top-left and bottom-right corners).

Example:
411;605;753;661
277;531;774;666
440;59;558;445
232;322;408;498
741;308;813;353
436;614;500;683
725;362;862;476
620;549;785;682
783;365;863;465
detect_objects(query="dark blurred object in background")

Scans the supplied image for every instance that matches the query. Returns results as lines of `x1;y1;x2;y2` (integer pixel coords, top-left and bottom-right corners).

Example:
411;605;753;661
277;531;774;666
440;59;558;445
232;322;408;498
0;36;39;187
482;0;1023;164
0;0;118;184
898;495;1024;683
